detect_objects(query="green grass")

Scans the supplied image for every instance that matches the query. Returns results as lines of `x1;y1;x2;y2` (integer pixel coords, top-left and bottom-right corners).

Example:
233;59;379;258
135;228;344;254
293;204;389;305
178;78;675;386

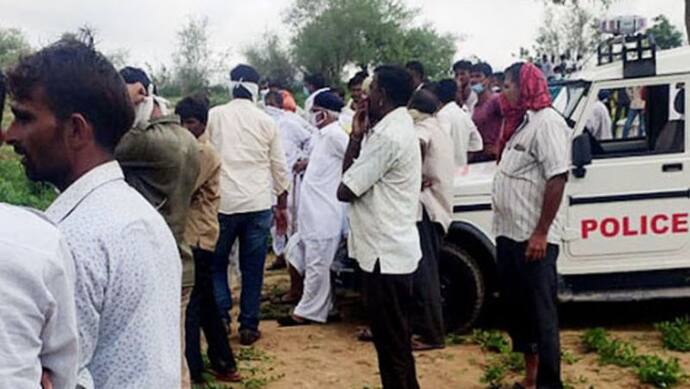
656;317;690;352
0;146;56;209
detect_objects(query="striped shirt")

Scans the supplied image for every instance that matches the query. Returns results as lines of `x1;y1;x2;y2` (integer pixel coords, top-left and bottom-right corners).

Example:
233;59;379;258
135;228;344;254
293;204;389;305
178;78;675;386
492;108;571;244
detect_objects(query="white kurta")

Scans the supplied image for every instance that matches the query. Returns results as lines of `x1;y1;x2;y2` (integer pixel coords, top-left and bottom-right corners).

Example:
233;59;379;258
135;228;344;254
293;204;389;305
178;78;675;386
266;106;313;254
437;102;483;167
290;121;348;322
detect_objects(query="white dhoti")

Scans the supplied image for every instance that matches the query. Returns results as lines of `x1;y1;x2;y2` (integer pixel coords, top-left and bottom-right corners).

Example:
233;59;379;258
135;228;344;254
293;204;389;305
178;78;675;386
287;236;340;323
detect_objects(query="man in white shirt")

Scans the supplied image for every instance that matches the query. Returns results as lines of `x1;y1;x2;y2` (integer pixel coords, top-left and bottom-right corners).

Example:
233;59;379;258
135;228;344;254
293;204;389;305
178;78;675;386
5;38;181;389
493;62;569;389
338;65;421;389
435;79;484;168
407;88;455;351
207;64;290;345
0;79;78;389
265;91;312;271
585;90;613;140
278;90;349;326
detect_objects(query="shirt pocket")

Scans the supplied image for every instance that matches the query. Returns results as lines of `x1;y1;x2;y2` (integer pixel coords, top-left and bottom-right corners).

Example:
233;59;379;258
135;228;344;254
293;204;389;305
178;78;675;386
499;144;537;178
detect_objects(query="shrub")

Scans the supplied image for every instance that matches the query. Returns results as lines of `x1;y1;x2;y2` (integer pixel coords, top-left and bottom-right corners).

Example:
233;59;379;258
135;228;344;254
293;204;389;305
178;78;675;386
656;317;690;352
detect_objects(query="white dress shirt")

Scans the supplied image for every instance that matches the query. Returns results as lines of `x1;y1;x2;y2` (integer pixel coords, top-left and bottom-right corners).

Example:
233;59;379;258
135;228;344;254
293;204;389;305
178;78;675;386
0;204;78;389
585;100;613;140
265;105;313;171
437;102;484;167
343;107;422;274
298;121;349;240
207;99;291;214
492;108;571;244
45;161;181;389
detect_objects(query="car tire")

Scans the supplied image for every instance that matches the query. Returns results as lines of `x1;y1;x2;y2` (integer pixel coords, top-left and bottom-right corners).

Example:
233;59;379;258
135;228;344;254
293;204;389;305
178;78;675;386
439;242;485;333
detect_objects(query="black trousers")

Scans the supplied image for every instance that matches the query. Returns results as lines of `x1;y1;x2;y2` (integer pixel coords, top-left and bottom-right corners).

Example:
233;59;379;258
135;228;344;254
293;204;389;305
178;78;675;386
185;248;237;380
363;262;420;389
410;210;445;345
496;237;563;389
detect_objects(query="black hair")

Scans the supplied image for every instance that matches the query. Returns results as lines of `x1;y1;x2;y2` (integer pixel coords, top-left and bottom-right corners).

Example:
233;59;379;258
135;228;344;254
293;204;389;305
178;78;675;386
408;89;440;115
265;90;284;108
304;73;326;89
8;38;134;153
492;72;505;82
348;71;368;89
504;62;524;88
436;79;458;104
373;65;414;108
175;94;209;124
0;71;5;128
471;62;493;77
120;66;151;91
267;77;285;90
453;60;472;73
405;61;425;78
230;64;260;99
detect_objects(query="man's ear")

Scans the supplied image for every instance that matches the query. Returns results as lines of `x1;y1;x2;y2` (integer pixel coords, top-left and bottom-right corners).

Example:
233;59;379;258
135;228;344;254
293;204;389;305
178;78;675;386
65;113;93;150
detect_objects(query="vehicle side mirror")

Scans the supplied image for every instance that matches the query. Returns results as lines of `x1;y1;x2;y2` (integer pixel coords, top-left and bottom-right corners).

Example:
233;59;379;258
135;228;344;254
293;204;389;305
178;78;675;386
571;133;592;178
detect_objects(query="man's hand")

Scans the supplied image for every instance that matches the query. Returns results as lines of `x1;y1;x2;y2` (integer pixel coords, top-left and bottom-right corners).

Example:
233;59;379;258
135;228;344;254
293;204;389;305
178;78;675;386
293;159;308;174
525;232;548;261
274;207;288;236
41;370;53;389
351;101;370;140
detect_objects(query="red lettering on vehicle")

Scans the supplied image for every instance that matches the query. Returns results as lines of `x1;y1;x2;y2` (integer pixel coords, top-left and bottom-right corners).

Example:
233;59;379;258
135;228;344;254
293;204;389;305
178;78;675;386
672;213;689;233
580;213;689;239
601;218;620;238
581;219;598;239
651;214;670;234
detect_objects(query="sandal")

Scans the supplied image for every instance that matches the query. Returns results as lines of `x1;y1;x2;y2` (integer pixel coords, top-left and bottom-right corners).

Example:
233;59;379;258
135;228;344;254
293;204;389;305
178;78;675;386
357;328;374;342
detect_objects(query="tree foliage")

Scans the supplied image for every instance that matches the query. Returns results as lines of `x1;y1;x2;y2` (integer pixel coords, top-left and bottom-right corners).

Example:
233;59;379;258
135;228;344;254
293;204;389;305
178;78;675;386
286;0;456;82
647;15;684;50
172;16;213;95
244;33;298;88
533;2;604;59
0;27;31;70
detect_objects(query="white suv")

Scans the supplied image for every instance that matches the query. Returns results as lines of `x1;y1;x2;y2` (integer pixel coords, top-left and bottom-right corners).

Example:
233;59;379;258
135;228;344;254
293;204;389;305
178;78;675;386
443;37;689;331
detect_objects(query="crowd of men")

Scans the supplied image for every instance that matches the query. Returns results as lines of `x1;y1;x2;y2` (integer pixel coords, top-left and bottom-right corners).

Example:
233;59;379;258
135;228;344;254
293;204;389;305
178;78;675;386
0;36;571;389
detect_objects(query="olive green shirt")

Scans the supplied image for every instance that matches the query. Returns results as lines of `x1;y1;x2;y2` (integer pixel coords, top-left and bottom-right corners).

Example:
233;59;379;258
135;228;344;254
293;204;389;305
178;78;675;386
115;114;201;287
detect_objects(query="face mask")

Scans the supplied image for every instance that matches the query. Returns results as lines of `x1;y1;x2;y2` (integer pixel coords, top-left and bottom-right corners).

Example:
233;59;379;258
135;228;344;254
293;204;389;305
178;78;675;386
133;96;155;128
303;86;310;96
492;86;501;93
471;83;485;95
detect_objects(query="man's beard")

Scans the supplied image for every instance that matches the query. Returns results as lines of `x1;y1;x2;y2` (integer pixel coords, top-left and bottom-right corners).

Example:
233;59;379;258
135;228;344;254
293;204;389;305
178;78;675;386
133;96;155;128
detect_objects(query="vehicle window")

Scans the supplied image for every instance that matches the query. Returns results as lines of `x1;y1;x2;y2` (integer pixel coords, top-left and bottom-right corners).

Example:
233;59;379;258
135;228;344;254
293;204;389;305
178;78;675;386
552;82;589;120
585;82;685;158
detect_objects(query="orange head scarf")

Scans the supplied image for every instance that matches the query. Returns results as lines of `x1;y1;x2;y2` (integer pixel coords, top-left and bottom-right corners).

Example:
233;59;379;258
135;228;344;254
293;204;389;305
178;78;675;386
498;63;552;153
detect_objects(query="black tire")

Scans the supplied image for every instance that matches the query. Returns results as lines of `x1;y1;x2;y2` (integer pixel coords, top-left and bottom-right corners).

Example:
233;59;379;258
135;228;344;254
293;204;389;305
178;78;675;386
439;242;485;333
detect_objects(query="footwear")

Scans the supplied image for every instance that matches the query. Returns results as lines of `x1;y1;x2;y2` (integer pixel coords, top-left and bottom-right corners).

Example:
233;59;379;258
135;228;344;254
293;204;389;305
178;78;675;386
271;293;299;305
357;327;374;342
411;338;446;352
267;256;286;271
211;369;242;383
277;314;313;327
239;329;261;345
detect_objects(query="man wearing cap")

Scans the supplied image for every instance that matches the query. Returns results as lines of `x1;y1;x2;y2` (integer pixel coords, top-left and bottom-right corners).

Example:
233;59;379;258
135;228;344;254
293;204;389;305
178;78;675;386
277;90;349;326
115;65;200;387
206;64;290;345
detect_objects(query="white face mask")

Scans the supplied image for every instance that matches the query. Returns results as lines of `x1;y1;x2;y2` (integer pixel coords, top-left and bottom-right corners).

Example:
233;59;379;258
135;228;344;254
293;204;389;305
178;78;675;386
133;96;155;128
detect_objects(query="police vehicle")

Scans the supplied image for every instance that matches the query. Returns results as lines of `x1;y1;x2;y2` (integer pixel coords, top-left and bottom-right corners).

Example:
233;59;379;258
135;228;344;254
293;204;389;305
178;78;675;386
443;34;689;331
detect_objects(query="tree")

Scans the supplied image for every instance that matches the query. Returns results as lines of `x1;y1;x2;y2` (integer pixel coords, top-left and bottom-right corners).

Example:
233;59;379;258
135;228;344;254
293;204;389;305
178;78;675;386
286;0;456;82
534;2;605;61
0;27;31;70
244;33;298;89
647;15;683;50
172;16;213;95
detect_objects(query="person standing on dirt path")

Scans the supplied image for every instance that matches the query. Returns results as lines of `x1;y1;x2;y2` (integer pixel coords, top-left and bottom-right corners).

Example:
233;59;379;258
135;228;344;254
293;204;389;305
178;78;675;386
5;38;182;388
493;62;569;389
277;90;348;326
206;64;290;346
175;95;242;386
338;65;421;389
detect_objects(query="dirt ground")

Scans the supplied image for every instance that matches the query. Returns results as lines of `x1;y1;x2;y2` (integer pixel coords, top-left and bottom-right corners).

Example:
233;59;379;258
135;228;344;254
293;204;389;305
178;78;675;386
219;264;690;389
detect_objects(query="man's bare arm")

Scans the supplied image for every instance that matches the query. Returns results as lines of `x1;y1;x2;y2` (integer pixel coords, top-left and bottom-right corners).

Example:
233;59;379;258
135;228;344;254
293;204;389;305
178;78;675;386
526;173;567;261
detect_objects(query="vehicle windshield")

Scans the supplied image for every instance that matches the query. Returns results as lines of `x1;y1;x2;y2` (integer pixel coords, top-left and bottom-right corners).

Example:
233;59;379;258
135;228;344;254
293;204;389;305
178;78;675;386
551;81;590;122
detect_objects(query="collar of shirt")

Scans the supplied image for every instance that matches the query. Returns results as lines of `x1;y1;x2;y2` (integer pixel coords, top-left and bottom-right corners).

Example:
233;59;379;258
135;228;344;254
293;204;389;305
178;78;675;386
45;161;124;224
369;107;410;135
265;105;284;119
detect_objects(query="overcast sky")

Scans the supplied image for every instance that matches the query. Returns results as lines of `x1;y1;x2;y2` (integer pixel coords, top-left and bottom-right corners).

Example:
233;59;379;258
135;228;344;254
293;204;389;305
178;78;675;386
0;0;684;76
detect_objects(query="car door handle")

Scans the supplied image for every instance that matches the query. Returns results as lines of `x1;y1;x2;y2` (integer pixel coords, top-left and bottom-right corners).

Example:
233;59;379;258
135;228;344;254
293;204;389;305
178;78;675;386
662;163;683;172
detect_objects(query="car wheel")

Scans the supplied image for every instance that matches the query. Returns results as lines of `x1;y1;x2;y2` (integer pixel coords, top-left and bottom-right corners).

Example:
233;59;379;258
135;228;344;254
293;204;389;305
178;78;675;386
439;242;485;333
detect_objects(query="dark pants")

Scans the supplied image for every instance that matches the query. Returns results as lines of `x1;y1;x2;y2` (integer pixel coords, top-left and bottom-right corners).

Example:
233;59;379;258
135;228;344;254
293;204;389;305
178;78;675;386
496;237;563;389
363;261;420;389
211;209;272;332
185;248;237;380
410;210;445;345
